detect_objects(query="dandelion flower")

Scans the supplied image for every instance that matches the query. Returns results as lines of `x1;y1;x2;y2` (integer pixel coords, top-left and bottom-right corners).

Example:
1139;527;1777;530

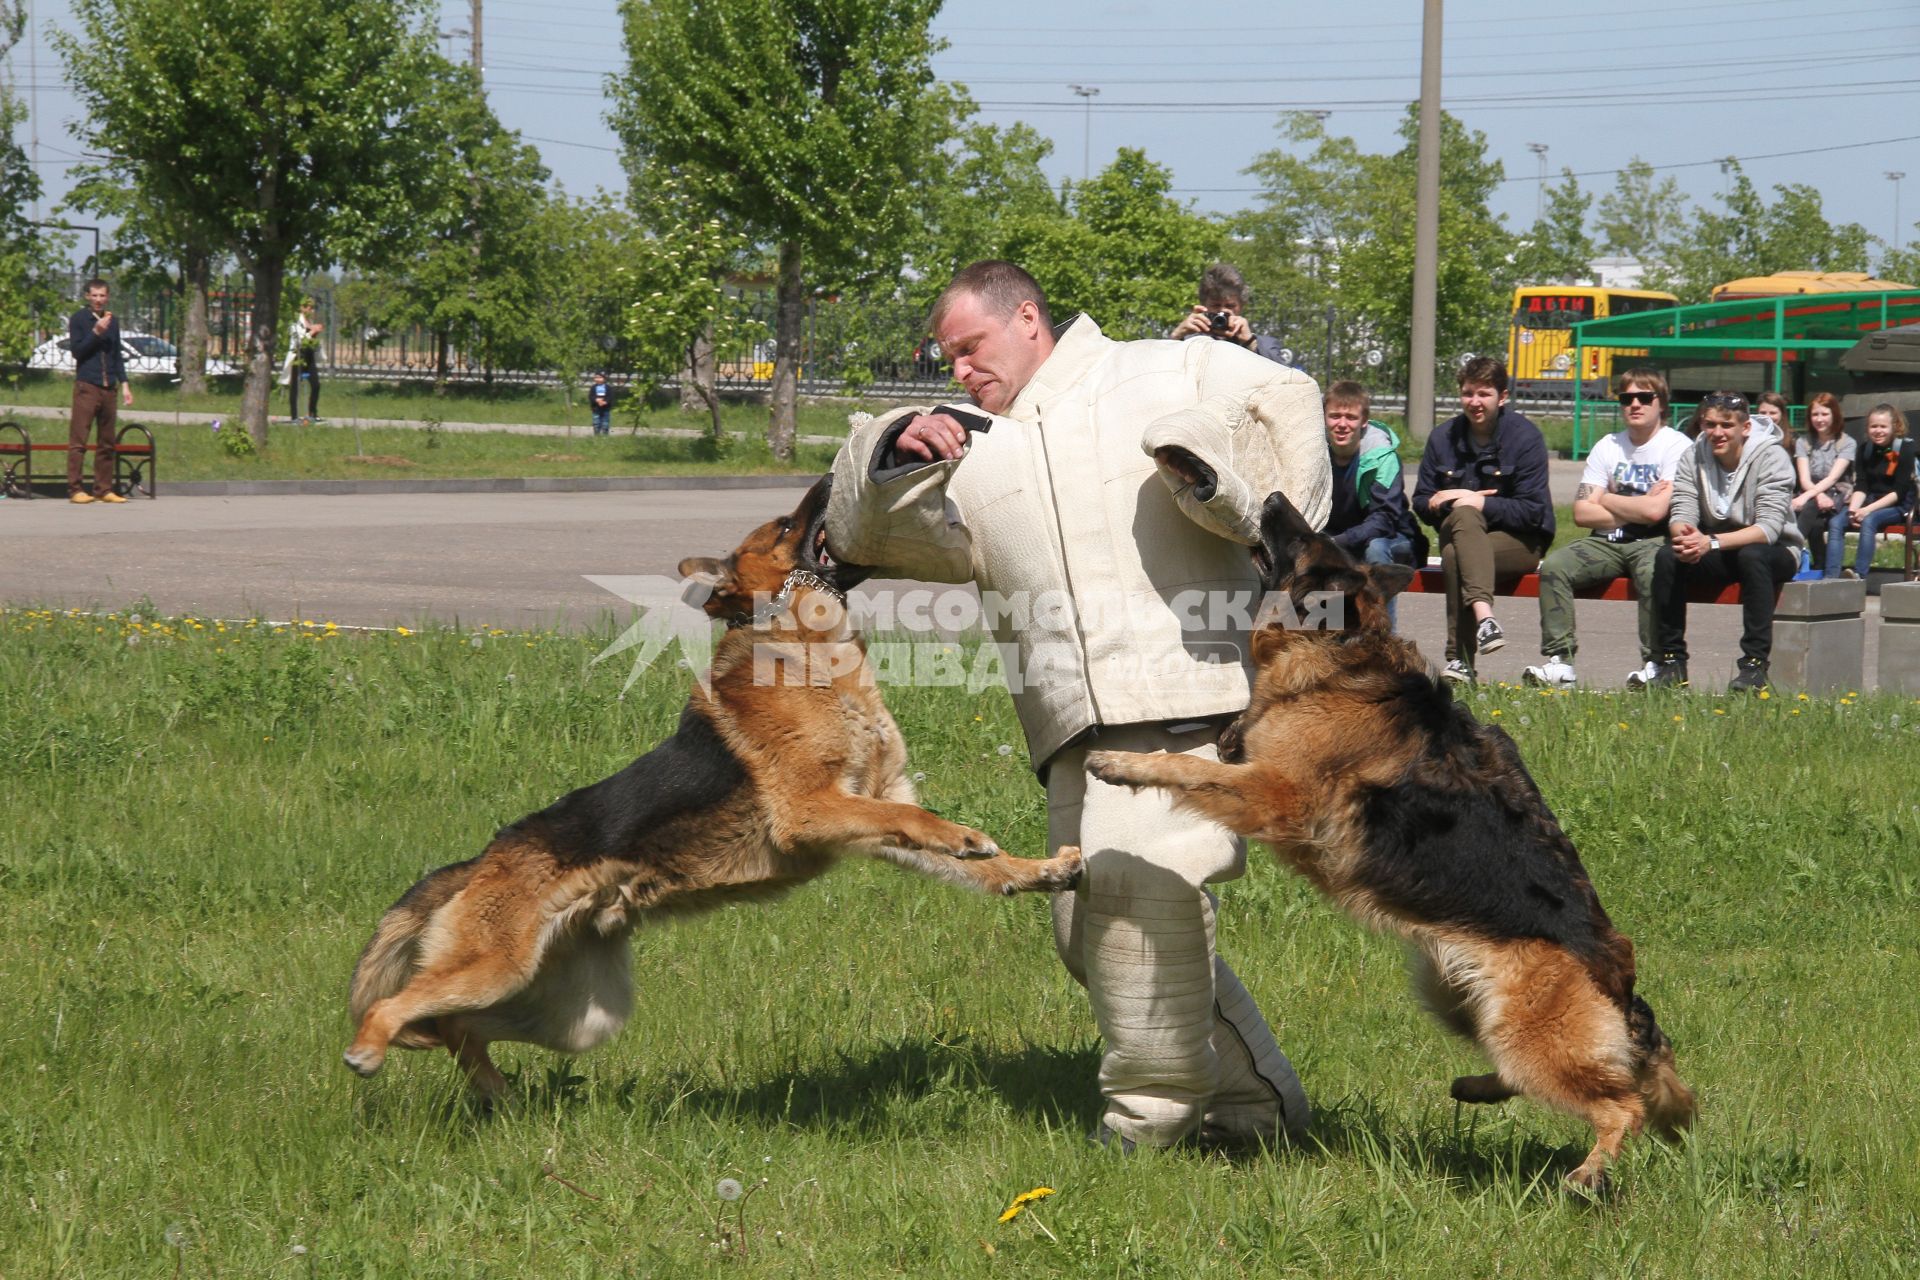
998;1186;1055;1223
997;744;1013;756
716;1178;744;1201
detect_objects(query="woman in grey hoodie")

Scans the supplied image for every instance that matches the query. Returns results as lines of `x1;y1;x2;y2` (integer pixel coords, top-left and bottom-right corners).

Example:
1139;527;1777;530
1645;392;1806;693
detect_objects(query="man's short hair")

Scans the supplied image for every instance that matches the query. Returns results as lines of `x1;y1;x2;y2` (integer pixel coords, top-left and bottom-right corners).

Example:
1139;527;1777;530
1615;367;1670;415
1325;380;1371;419
83;278;108;294
1457;356;1508;394
1198;262;1249;308
930;260;1052;334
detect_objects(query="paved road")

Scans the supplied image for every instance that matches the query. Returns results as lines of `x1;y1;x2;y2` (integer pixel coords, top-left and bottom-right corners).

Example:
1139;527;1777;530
0;487;1877;691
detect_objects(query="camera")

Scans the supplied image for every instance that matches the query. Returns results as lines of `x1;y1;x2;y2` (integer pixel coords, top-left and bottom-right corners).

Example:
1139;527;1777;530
1208;310;1231;334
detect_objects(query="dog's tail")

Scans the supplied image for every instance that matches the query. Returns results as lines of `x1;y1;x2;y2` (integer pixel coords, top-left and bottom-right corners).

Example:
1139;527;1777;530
348;860;478;1051
1627;994;1697;1140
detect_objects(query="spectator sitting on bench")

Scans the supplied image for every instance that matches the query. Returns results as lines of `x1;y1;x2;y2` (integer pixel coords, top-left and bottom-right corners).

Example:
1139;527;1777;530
1644;391;1804;694
1411;356;1554;685
1791;391;1855;579
1845;403;1917;581
1323;380;1425;629
1755;391;1796;468
1524;368;1691;690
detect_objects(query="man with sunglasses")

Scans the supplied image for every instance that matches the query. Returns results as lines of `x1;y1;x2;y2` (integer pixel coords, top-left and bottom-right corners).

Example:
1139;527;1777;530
1524;370;1691;689
1643;390;1804;693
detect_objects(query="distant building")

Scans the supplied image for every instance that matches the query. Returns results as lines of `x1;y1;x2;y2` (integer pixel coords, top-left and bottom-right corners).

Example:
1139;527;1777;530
1588;256;1653;291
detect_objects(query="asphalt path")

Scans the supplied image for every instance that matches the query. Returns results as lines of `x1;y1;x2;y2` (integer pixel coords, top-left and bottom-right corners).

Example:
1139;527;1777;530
0;486;1878;691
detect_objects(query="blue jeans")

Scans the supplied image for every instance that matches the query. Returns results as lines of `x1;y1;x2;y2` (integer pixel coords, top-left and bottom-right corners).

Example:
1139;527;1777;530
1854;506;1908;576
1798;501;1851;577
591;409;610;436
1362;534;1415;629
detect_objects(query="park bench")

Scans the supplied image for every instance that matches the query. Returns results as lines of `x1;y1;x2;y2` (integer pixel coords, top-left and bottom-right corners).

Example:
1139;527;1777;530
1400;563;1866;692
0;418;156;499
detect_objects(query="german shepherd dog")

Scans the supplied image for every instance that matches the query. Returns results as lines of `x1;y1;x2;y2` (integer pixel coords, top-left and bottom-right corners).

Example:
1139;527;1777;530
1085;492;1694;1190
345;476;1082;1099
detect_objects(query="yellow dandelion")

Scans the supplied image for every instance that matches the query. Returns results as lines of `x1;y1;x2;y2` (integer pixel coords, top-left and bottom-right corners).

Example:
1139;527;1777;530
998;1187;1055;1223
1672;714;1683;722
1758;690;1771;700
396;626;413;637
1616;722;1630;730
1790;708;1801;716
1489;709;1502;717
1797;693;1810;702
1714;708;1726;716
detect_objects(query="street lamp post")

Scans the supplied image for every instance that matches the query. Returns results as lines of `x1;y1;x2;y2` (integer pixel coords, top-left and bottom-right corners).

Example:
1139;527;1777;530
1526;142;1548;222
1067;84;1100;181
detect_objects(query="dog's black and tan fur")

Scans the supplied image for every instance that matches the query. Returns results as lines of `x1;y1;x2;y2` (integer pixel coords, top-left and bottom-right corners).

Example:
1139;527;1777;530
345;476;1082;1098
1087;492;1694;1190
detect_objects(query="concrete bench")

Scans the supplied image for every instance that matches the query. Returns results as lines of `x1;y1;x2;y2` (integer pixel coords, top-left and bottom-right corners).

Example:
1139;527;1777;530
1401;567;1865;693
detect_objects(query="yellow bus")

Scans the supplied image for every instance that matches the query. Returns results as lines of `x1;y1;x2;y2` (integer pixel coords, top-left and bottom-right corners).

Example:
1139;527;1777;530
1506;286;1677;399
1709;270;1915;302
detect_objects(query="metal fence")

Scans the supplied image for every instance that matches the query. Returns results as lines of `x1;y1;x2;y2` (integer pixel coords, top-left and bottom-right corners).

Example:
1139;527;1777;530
27;271;1414;398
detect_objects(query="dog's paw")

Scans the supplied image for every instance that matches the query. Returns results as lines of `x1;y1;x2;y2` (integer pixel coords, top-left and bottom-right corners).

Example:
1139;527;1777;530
1217;719;1247;763
343;1044;386;1078
1086;750;1150;790
927;824;1000;860
1041;844;1084;890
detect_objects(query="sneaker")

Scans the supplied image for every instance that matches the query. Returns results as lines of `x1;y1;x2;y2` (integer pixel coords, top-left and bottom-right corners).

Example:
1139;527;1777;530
1627;657;1688;690
99;491;127;503
1522;657;1577;689
69;491;95;504
1474;616;1506;654
1727;658;1770;693
1839;567;1860;581
1441;658;1476;685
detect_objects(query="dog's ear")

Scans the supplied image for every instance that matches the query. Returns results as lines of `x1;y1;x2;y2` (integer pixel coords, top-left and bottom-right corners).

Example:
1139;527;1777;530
677;556;726;588
1366;562;1417;601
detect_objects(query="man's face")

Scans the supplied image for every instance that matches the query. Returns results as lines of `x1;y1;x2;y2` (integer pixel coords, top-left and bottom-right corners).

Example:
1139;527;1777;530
1618;382;1662;433
937;291;1050;415
1699;411;1749;467
86;285;109;314
1459;380;1505;431
1325;401;1365;455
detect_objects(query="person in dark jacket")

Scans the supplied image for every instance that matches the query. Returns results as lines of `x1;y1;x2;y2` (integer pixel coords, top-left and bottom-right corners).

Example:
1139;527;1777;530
1846;403;1918;579
1411;357;1556;683
1324;380;1425;628
1168;263;1291;365
65;278;134;504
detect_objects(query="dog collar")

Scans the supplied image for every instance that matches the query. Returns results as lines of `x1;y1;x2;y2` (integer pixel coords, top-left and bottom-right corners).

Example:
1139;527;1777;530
776;568;846;607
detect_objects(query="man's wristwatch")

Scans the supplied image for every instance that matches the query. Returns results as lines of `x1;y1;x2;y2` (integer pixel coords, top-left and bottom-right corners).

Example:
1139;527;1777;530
1708;535;1721;552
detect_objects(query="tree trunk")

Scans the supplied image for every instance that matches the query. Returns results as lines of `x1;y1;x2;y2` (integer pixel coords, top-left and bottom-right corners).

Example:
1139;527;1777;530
240;259;284;447
178;247;212;396
768;239;803;461
435;329;450;388
680;323;714;414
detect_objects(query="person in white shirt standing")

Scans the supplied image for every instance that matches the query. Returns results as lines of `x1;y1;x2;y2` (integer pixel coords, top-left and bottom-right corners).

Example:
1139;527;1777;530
1524;369;1692;689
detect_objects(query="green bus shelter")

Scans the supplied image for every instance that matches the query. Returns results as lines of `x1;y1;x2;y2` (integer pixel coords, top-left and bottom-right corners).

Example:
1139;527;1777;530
1566;290;1920;458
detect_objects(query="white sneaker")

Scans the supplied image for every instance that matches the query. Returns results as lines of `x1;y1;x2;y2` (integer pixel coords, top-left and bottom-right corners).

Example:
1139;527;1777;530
1624;661;1659;689
1522;658;1577;689
1441;658;1475;685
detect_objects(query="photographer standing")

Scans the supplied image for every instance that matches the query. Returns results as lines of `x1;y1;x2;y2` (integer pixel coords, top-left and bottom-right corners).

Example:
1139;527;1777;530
1169;263;1290;365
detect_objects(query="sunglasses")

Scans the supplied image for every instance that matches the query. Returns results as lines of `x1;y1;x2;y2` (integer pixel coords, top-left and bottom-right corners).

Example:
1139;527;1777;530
1699;392;1749;413
1616;391;1659;406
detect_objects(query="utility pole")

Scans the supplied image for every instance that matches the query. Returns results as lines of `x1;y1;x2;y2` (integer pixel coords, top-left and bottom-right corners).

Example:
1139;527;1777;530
1406;0;1442;440
1067;84;1099;181
471;0;483;82
1527;142;1548;222
27;0;37;221
1889;171;1906;267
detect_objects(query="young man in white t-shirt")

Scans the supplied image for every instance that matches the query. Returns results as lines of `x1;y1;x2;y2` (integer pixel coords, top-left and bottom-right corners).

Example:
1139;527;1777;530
1524;369;1692;689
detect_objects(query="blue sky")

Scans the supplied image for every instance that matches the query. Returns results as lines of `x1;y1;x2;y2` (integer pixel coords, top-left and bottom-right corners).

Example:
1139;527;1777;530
12;0;1920;258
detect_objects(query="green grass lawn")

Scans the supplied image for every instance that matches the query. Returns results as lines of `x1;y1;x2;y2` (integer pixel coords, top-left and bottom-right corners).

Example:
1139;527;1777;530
3;606;1916;1275
0;370;888;435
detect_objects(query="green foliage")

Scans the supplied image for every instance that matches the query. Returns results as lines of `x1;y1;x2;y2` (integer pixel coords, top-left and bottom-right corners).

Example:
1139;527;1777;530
1509;168;1595;287
0;4;67;376
532;190;643;389
1646;162;1873;301
214;419;255;458
1005;148;1222;337
1594;158;1685;262
55;0;447;442
1235;113;1372;333
609;0;953;453
908;116;1065;305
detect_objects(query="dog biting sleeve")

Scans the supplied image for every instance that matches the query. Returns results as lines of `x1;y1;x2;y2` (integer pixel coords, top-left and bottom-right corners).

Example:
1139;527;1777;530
825;407;975;583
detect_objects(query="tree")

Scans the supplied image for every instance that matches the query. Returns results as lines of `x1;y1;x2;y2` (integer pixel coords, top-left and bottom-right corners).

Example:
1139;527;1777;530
1509;168;1595;287
908;116;1064;303
1647;162;1872;301
1;0;65;374
1002;148;1222;338
365;60;554;389
534;190;643;405
610;0;952;459
58;0;445;445
1236;113;1373;329
619;180;762;443
1595;158;1684;263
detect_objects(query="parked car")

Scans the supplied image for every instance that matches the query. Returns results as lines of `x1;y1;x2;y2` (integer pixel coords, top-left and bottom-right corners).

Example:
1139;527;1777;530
27;332;241;378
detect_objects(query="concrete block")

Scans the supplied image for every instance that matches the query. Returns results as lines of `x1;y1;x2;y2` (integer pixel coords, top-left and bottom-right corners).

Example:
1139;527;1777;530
1878;582;1920;695
1771;579;1865;694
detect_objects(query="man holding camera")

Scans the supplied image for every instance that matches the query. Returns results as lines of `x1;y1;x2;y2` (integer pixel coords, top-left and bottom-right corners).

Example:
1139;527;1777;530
1169;263;1289;365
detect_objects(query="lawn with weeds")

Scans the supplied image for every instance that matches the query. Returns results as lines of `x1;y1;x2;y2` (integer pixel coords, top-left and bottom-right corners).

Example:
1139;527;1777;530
3;607;1917;1276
